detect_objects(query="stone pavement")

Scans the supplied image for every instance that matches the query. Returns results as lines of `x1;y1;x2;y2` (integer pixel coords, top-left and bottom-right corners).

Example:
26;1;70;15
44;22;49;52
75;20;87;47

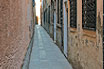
29;25;73;69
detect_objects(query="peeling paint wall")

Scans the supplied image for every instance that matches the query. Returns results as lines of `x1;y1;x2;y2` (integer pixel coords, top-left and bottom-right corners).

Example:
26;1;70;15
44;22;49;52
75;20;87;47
0;0;34;69
67;0;103;69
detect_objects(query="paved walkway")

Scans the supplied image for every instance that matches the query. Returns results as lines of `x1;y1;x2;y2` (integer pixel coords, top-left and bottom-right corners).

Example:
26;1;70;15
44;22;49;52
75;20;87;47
29;25;73;69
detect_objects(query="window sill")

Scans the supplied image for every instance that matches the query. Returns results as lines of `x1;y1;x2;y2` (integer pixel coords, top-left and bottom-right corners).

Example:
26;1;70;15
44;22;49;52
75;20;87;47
83;29;96;38
69;28;96;38
57;23;62;28
69;27;77;33
50;23;54;25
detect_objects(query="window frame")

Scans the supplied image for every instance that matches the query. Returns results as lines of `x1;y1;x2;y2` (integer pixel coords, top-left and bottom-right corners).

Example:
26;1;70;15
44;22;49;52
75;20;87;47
48;6;50;24
82;0;97;31
70;0;77;28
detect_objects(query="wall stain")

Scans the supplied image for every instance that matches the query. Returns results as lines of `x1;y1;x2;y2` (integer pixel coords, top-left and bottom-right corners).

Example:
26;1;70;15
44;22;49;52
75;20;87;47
97;12;103;37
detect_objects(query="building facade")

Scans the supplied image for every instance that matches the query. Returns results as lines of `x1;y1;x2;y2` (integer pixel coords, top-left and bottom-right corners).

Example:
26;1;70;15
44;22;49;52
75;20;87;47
0;0;36;69
41;0;103;69
67;0;103;69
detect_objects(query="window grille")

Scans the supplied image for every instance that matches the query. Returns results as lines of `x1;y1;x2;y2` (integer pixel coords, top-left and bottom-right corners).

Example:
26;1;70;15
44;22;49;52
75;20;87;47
46;9;47;23
51;0;54;23
103;1;104;47
48;6;50;24
82;0;96;30
45;9;47;24
103;1;104;65
70;0;77;28
44;12;45;24
57;0;59;23
60;0;63;25
32;0;35;7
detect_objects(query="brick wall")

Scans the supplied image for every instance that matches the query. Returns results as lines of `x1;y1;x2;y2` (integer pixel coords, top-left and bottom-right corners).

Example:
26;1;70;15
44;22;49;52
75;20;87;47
0;0;34;69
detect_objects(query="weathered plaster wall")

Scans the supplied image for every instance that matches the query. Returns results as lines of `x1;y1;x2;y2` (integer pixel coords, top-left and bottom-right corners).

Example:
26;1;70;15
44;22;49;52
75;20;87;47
56;27;63;49
49;24;54;39
56;0;63;49
49;0;54;39
42;0;51;34
0;0;34;69
67;0;103;69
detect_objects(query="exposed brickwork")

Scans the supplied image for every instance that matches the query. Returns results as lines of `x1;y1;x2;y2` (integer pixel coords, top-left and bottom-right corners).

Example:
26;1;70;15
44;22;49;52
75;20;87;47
0;0;34;69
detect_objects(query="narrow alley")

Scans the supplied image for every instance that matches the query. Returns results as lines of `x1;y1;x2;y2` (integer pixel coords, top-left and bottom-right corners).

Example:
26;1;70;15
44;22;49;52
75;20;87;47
0;0;103;69
29;25;72;69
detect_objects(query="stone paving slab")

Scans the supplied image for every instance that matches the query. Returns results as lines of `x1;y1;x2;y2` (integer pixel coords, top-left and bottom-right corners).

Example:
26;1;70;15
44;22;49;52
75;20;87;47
29;25;73;69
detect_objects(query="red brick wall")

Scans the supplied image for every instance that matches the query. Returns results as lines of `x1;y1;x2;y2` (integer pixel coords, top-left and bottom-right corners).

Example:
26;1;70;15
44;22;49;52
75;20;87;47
0;0;34;69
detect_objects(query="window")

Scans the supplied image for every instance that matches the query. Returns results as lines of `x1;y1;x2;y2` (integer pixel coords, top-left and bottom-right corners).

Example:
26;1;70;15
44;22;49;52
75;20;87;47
60;0;63;25
103;1;104;45
32;0;35;7
46;9;47;23
44;9;47;24
51;0;54;24
48;6;50;24
44;12;45;24
82;0;96;31
57;0;59;23
70;0;77;28
103;0;104;65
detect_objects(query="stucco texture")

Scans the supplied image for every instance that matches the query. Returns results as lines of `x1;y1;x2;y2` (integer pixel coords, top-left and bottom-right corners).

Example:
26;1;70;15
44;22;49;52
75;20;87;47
0;0;34;69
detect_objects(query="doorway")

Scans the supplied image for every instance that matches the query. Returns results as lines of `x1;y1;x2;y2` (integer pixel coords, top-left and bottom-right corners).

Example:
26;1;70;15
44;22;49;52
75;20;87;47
54;10;56;42
53;1;57;42
64;2;68;57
